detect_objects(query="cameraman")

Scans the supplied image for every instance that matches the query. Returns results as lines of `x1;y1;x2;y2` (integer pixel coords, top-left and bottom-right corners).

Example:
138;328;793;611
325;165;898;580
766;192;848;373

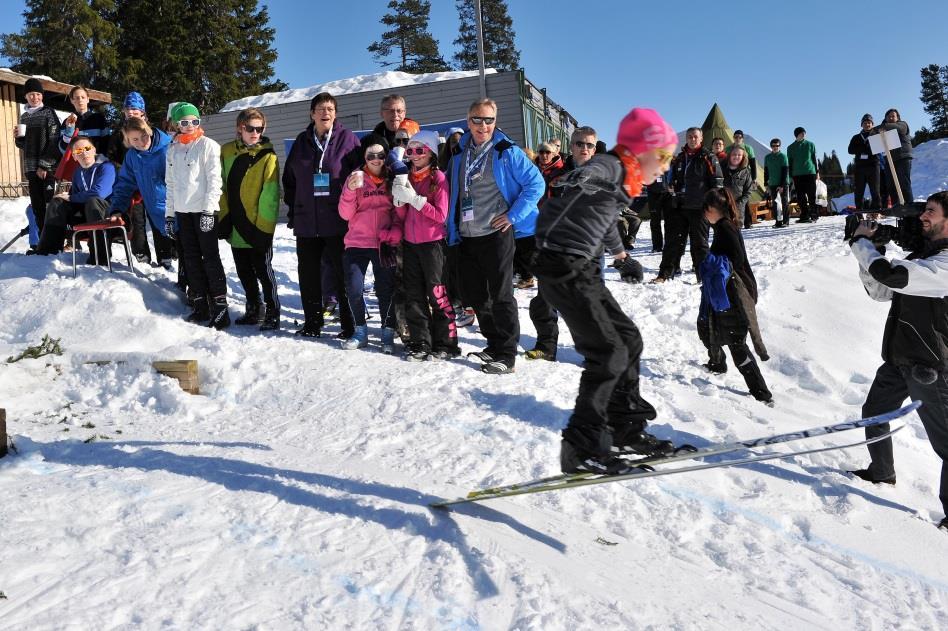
848;191;948;531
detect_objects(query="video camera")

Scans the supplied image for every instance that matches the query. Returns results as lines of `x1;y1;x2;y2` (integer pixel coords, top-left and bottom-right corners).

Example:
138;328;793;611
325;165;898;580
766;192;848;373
843;201;927;252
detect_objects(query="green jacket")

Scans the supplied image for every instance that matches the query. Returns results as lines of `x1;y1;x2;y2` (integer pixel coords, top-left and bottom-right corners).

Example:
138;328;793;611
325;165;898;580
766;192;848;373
787;139;817;177
763;151;789;186
219;138;281;249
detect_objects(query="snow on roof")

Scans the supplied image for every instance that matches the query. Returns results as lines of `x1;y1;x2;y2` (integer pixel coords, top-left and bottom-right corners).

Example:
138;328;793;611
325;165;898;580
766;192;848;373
220;69;498;112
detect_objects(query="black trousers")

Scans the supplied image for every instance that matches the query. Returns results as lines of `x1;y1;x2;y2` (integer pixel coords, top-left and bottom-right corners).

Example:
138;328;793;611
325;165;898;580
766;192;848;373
793;174;817;220
176;212;227;300
853;163;881;210
767;185;790;224
648;194;665;252
884;158;914;206
534;251;654;457
458;229;519;365
513;235;536;281
402;240;457;352
129;200;174;263
38;197;112;259
233;247;280;310
297;235;354;335
26;170;55;233
444;244;464;307
658;205;709;279
697;311;771;400
862;361;948;516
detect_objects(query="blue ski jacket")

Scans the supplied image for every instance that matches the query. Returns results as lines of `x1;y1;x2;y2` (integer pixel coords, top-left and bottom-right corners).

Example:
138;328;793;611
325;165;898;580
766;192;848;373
110;129;172;233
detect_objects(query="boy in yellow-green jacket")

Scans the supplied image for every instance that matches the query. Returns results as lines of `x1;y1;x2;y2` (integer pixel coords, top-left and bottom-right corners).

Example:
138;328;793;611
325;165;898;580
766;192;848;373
219;108;282;330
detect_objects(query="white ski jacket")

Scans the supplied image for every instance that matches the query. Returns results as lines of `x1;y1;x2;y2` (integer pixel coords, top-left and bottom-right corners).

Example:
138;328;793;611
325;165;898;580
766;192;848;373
165;134;222;217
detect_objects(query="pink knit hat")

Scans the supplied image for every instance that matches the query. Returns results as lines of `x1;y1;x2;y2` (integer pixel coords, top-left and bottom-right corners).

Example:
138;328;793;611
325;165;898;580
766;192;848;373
616;108;677;155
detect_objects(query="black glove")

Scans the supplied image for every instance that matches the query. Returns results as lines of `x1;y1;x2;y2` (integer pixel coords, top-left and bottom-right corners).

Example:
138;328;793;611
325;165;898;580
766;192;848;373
165;217;176;240
611;256;643;283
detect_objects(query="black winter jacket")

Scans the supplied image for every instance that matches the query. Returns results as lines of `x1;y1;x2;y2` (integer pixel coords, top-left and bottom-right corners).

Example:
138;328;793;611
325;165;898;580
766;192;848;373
15;105;61;173
671;148;723;209
848;131;878;166
535;152;628;259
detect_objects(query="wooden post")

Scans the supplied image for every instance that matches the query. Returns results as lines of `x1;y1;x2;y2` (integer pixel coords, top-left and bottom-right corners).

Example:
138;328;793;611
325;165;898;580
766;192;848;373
878;131;905;206
1;409;7;458
152;360;200;395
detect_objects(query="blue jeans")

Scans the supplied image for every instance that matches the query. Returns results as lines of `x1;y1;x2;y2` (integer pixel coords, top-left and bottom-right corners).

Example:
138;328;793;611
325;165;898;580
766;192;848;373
344;247;396;328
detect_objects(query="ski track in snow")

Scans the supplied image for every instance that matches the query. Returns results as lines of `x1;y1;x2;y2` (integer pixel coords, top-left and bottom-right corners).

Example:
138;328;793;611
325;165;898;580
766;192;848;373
2;194;948;630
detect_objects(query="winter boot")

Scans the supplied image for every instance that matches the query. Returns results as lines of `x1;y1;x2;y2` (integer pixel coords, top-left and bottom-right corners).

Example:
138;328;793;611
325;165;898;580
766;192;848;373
736;357;773;405
380;327;396;355
259;306;280;331
35;224;67;255
560;439;635;475
208;296;231;330
185;298;210;323
295;319;321;337
341;325;368;350
235;301;263;325
525;348;556;361
610;424;674;456
405;342;430;362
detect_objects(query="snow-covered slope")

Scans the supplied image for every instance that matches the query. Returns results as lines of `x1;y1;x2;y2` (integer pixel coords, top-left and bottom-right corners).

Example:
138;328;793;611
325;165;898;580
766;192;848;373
835;137;948;209
1;198;946;630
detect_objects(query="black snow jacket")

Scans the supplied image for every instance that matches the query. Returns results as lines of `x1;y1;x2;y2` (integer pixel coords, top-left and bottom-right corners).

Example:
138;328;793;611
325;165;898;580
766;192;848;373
671;147;723;210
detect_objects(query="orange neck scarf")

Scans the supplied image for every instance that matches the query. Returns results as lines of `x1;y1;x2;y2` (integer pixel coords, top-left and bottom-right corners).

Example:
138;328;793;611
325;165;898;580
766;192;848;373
410;165;431;183
613;144;644;198
177;128;205;144
365;170;384;186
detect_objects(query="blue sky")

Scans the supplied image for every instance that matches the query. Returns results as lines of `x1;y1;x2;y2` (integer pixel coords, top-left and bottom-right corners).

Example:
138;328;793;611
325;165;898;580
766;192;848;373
2;0;946;161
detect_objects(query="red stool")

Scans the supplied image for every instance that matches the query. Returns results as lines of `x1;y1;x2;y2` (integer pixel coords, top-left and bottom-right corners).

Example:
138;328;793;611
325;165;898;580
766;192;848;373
70;218;135;278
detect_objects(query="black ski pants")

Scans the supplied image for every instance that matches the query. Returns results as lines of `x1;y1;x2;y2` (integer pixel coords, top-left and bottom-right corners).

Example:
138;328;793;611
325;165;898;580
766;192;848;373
658;205;709;279
534;251;654;457
176;212;227;300
648;193;665;252
852;163;881;210
129;200;174;263
862;361;948;516
767;185;790;225
458;229;519;366
26;170;55;233
793;174;818;220
233;246;280;311
297;235;353;336
402;240;457;352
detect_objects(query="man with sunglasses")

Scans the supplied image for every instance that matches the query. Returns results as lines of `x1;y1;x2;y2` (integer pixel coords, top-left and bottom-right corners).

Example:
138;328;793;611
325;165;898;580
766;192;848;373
447;98;545;374
764;138;790;227
34;136;115;262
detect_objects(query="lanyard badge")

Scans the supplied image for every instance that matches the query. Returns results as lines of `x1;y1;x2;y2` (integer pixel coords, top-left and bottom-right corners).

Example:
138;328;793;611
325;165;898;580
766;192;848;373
313;172;330;197
461;195;474;222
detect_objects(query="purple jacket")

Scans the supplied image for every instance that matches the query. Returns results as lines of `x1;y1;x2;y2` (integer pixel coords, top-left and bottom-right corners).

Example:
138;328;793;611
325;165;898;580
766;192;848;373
282;120;361;238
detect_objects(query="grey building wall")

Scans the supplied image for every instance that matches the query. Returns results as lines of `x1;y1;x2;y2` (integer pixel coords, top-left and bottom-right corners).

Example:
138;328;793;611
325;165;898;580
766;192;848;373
202;72;525;174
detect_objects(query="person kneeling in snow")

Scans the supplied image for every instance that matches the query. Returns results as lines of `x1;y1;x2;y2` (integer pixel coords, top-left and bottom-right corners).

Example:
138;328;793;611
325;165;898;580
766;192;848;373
698;188;772;405
533;107;677;475
848;191;948;531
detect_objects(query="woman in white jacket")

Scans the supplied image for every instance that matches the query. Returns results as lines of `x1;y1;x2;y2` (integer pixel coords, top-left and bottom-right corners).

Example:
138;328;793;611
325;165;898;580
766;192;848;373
166;102;229;329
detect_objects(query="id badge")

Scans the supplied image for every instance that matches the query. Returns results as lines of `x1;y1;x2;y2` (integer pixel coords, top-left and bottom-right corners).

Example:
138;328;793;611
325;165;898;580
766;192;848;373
461;196;475;222
313;172;330;197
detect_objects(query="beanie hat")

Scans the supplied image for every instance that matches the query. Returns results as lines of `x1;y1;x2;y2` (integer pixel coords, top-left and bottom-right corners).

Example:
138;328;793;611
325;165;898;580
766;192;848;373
446;126;464;137
170;102;200;123
360;133;389;155
124;91;145;111
23;77;43;95
861;113;873;123
398;118;420;136
409;130;440;156
616;107;677;156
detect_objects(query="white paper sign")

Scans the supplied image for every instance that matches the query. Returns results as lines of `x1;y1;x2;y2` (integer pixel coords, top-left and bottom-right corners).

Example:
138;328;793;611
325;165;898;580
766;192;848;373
868;128;902;155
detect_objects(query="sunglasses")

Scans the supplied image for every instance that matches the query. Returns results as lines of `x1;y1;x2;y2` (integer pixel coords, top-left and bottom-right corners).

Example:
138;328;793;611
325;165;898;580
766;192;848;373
655;148;674;164
771;144;780;148
178;118;201;128
243;124;264;134
573;141;595;150
71;145;94;155
394;137;410;145
365;152;386;161
469;116;495;126
405;146;429;156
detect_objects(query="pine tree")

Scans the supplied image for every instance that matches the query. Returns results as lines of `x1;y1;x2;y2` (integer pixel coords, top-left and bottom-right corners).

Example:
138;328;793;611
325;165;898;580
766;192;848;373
453;0;520;72
368;0;451;73
919;63;948;140
1;0;120;91
113;0;286;117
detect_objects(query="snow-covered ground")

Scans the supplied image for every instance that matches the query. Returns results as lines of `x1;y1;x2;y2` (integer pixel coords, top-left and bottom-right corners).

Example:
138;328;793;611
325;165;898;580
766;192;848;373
1;196;947;630
834;138;948;209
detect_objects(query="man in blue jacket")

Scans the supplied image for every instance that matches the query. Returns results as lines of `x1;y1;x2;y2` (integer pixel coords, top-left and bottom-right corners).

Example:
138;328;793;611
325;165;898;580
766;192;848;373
448;98;544;374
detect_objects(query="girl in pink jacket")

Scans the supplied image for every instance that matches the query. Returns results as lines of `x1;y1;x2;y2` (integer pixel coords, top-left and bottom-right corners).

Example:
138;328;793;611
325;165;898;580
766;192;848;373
391;130;458;361
338;134;400;353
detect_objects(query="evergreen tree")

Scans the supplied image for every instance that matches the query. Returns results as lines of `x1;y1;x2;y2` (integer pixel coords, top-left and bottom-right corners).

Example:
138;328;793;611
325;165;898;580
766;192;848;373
453;0;520;72
1;0;120;91
919;63;948;140
368;0;451;73
113;0;286;116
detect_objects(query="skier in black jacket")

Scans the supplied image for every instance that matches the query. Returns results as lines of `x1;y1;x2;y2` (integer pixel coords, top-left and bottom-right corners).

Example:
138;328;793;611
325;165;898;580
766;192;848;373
848;191;948;530
847;114;880;210
534;107;679;475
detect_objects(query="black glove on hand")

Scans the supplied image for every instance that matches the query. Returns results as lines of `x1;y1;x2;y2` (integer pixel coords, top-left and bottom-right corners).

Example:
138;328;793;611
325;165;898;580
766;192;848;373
165;217;176;240
611;257;643;283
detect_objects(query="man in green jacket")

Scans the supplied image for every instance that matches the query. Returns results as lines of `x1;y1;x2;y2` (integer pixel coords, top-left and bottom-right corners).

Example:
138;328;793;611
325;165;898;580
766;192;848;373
787;126;819;223
764;138;790;228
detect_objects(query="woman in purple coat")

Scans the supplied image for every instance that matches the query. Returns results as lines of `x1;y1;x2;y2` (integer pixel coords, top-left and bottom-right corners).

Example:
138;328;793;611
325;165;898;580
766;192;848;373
282;92;362;338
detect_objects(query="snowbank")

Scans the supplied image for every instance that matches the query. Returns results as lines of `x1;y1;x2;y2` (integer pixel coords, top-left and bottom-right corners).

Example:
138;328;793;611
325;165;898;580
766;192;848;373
1;197;946;629
221;69;499;112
